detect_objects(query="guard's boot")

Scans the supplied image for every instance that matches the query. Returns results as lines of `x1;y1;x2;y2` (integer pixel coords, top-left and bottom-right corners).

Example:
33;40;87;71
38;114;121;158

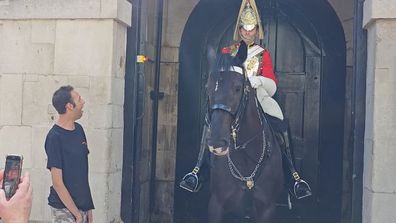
180;167;202;193
278;131;312;199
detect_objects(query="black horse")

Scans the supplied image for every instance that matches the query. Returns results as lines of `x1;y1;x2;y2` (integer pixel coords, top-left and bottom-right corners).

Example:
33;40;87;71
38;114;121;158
206;41;284;223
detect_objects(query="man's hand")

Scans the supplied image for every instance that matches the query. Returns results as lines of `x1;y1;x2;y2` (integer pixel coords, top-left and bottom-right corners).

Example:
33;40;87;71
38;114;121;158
51;167;82;223
87;210;93;223
248;76;261;88
0;171;33;223
75;213;83;223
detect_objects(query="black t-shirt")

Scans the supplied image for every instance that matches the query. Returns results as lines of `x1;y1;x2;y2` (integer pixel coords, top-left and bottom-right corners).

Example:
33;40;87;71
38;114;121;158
45;122;94;211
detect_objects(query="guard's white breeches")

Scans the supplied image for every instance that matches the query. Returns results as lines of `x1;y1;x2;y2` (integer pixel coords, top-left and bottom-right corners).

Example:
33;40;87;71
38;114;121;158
251;76;284;120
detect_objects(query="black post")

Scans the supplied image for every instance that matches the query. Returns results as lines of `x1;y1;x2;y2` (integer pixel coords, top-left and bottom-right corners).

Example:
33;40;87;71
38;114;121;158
351;0;367;222
149;0;165;215
121;0;144;222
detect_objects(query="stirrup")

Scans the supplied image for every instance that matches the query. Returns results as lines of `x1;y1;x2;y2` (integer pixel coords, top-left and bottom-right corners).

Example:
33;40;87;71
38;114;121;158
179;168;201;193
291;172;312;199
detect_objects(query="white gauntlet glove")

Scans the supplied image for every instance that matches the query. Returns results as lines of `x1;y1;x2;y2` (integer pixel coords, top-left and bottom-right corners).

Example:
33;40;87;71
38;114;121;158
248;76;261;88
249;76;277;96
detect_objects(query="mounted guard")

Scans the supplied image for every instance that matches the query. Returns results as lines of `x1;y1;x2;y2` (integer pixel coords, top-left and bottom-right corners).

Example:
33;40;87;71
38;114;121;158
180;0;312;200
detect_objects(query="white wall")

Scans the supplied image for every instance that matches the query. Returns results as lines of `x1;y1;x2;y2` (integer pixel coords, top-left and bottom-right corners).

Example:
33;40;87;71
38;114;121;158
0;1;131;222
363;0;396;222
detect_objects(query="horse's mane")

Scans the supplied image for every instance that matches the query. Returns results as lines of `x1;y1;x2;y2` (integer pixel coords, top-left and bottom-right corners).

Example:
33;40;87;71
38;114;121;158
212;53;242;74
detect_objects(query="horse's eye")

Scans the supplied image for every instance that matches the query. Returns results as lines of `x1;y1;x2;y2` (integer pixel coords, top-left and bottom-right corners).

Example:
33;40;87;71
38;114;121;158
235;85;242;92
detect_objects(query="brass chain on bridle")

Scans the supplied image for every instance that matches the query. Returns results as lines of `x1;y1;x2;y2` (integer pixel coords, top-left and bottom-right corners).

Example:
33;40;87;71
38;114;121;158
227;97;268;190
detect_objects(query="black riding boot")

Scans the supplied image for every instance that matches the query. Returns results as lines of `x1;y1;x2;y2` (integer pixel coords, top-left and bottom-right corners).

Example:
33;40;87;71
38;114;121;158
278;131;312;199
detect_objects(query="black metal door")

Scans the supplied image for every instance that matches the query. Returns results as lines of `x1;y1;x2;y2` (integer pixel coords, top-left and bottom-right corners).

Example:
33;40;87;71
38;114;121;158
175;0;345;222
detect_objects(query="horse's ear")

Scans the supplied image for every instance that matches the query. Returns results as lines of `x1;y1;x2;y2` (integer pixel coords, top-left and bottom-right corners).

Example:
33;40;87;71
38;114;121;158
233;41;247;66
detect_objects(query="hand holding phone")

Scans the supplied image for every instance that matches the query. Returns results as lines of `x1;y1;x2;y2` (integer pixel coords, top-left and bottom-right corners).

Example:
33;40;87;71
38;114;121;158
0;170;33;223
2;154;23;200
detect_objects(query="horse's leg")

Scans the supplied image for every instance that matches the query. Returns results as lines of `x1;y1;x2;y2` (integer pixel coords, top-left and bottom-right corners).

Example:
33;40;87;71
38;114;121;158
208;195;224;223
256;204;277;223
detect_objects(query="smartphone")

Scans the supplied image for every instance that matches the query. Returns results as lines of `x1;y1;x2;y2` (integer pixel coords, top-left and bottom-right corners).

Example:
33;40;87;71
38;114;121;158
2;154;23;200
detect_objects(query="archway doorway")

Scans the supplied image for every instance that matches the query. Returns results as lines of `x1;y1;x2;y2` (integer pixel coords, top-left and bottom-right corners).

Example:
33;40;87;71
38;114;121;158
174;0;346;222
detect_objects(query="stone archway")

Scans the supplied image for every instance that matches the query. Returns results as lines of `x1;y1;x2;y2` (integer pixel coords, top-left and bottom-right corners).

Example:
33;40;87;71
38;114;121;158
175;0;346;222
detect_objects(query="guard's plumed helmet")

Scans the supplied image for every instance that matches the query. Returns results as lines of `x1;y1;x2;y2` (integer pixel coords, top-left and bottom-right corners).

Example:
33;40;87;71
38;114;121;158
240;3;257;31
233;0;264;41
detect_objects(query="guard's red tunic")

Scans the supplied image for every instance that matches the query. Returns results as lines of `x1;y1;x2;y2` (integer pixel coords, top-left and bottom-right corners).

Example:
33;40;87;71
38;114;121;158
259;49;277;84
222;43;278;84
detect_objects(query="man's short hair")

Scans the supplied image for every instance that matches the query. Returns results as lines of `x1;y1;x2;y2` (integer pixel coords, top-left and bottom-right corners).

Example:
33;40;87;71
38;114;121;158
52;85;74;114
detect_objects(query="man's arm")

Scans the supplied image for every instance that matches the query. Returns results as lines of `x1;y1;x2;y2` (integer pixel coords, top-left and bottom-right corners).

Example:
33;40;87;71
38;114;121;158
0;170;32;223
248;49;277;96
87;209;93;223
51;167;83;223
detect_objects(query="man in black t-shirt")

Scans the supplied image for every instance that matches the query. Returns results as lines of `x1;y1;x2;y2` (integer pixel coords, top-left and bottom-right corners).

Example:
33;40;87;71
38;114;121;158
45;85;94;223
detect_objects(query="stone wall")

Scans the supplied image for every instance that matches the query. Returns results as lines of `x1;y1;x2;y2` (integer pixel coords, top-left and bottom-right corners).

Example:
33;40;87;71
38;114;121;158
363;0;396;221
136;0;157;222
150;0;199;222
0;1;131;222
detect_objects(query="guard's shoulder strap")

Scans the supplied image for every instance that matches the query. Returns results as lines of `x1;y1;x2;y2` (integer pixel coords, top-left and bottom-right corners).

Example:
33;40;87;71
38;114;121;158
247;44;265;60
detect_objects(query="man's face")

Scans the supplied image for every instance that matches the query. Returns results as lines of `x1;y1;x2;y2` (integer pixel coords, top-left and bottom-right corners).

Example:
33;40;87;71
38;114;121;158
69;90;85;120
239;26;257;44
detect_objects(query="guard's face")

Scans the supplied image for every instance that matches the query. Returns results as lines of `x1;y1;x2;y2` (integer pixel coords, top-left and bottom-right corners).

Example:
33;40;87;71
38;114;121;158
239;26;257;44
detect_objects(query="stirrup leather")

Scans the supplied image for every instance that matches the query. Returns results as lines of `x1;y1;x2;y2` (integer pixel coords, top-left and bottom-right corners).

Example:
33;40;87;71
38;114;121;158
179;167;202;193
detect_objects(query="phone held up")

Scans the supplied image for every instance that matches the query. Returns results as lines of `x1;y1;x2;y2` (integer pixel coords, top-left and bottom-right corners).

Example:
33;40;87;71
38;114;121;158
2;154;23;200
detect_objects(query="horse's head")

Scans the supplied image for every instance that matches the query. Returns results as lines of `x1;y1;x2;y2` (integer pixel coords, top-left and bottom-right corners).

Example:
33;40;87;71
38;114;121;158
207;41;249;156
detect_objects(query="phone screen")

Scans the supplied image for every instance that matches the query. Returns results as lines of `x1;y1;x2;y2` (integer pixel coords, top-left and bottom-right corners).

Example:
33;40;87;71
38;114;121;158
2;155;23;200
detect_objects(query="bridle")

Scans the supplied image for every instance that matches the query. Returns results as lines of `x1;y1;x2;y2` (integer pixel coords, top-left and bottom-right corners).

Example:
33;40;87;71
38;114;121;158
205;65;270;189
206;66;250;145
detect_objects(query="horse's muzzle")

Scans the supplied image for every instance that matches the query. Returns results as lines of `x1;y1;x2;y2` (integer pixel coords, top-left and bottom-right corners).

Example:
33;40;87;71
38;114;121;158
208;146;229;156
